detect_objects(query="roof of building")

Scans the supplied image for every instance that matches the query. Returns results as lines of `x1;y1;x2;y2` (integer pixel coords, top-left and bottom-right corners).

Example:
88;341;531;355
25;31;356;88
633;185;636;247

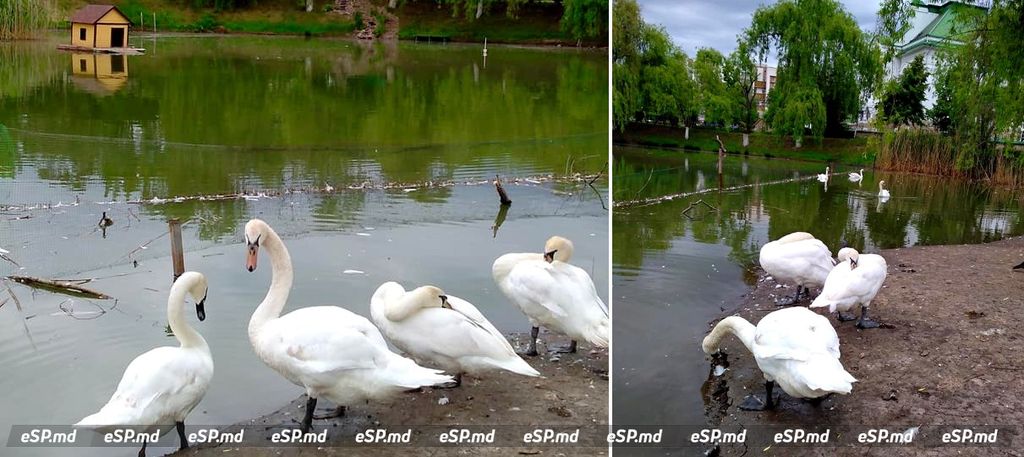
70;5;129;25
898;1;986;55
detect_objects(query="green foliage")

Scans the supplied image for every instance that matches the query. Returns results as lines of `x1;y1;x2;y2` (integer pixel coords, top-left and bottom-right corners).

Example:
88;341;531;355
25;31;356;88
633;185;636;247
373;11;386;37
929;66;954;133
875;0;915;64
1;0;54;40
560;0;607;40
193;12;220;32
693;48;731;126
354;11;364;30
744;0;881;141
612;0;697;129
929;0;1024;173
724;47;758;133
878;55;928;126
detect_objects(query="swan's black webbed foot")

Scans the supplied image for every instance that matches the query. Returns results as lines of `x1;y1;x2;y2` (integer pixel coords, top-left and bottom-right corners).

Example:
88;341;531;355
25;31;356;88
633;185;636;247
520;326;540;356
300;396;317;433
553;340;578;354
804;393;832;406
739;381;777;411
313;405;346;420
837;311;857;322
176;421;188;450
857;307;880;329
777;286;805;306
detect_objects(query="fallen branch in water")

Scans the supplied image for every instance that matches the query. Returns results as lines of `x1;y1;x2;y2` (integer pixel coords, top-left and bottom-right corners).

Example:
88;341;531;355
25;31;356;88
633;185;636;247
6;276;112;299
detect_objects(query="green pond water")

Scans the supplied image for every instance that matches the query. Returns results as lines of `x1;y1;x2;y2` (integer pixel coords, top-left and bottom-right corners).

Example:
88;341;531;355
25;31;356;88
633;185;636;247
0;34;608;456
611;145;1024;432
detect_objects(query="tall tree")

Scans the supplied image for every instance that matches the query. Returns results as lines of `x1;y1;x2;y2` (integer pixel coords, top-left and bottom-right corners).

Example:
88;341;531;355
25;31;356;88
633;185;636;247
724;46;759;133
878;55;929;127
694;48;731;126
613;0;644;130
743;0;881;142
561;0;608;41
932;0;1024;171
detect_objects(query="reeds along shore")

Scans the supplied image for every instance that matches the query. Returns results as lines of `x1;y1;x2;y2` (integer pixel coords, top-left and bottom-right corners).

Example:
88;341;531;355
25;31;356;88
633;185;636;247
876;128;1024;187
0;0;54;41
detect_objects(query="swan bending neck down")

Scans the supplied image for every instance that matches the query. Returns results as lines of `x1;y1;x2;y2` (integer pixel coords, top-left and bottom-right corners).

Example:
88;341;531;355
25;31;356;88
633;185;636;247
702;307;856;411
244;219;452;433
758;232;835;305
370;282;540;387
492;236;609;356
76;272;212;456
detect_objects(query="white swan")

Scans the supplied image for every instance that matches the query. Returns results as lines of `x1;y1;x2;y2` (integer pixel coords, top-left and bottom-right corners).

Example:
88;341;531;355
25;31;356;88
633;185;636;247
75;272;212;456
848;169;864;182
817;166;830;182
702;307;856;410
878;180;891;200
492;236;609;355
244;219;452;432
370;282;540;386
811;247;888;329
759;232;835;305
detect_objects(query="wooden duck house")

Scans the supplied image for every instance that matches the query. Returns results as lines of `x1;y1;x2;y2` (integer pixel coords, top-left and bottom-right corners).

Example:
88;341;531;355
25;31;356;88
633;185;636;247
58;5;144;54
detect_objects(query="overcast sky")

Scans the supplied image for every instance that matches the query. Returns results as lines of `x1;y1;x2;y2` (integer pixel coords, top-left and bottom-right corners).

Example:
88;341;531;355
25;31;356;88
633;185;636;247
639;0;884;64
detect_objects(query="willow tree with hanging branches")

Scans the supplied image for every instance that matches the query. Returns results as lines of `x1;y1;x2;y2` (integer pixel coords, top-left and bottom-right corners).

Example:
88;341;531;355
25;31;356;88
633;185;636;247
742;0;881;144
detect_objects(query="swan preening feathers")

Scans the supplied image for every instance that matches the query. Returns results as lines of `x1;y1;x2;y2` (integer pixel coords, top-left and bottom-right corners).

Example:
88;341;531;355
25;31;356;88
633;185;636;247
702;307;857;410
371;282;540;386
244;219;452;432
811;248;888;329
76;272;212;455
493;236;610;355
758;232;835;305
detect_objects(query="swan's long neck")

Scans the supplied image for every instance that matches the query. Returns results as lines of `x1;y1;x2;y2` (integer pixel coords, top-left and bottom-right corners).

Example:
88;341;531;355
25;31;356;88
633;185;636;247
384;288;430;322
702;316;756;355
168;279;206;350
249;227;293;339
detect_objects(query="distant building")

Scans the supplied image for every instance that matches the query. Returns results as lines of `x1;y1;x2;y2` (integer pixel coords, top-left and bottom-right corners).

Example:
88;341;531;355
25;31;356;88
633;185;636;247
754;64;777;114
69;5;131;50
861;0;988;124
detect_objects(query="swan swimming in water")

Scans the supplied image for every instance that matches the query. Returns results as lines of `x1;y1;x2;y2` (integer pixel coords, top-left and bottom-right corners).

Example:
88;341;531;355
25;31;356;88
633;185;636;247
702;307;857;410
848;169;864;182
75;272;212;456
811;247;888;329
370;282;540;387
817;166;830;182
492;236;609;355
878;180;891;201
244;219;452;433
759;232;835;305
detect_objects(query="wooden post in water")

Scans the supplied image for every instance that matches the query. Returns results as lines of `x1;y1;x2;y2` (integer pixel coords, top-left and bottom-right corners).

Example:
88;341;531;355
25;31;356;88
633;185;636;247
140;13;144;31
716;135;727;189
494;175;512;206
169;219;184;283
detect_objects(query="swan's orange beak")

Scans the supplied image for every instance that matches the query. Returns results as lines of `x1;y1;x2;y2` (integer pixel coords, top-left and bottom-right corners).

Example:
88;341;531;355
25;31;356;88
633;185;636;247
246;244;258;272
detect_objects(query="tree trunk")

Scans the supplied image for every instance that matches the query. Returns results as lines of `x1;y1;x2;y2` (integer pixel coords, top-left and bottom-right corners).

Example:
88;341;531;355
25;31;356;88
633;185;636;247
306;0;313;12
388;0;397;8
476;0;484;19
684;126;689;140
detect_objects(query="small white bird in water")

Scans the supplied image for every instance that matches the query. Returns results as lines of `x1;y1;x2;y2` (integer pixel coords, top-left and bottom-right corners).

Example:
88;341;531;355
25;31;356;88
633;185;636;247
75;272;212;457
848;169;864;182
370;282;540;387
878;180;891;201
817;166;830;182
702;307;856;411
811;248;888;329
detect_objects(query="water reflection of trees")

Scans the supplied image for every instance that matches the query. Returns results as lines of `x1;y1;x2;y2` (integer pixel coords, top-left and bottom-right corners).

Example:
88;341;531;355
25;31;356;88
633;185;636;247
0;37;607;240
613;149;1024;277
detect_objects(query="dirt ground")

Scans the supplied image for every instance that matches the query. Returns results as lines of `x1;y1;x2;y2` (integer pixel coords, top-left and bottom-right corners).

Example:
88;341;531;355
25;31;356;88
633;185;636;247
173;330;608;457
703;236;1024;456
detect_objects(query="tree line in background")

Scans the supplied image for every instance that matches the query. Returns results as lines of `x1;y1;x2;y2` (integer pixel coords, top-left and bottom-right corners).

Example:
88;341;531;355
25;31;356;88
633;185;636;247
613;0;757;134
615;0;1024;180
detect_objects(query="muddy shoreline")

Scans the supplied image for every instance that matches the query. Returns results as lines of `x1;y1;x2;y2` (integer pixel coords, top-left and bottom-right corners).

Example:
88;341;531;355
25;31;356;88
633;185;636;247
172;330;608;457
703;237;1024;456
